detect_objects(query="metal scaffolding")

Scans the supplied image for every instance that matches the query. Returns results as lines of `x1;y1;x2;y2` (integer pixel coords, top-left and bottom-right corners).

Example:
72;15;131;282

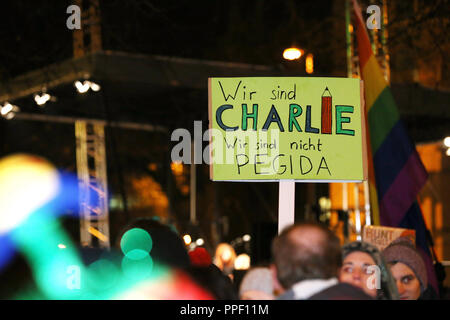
74;0;108;248
75;121;110;248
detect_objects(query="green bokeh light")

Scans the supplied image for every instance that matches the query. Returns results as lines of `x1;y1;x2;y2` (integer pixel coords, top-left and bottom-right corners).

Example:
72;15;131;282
120;228;153;258
86;259;120;292
121;254;154;282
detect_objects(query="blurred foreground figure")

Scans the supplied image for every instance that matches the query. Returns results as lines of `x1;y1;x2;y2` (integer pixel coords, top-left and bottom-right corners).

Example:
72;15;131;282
185;264;238;300
340;241;399;299
185;247;238;300
0;154;213;300
382;237;437;300
271;223;373;300
116;218;191;269
239;267;274;300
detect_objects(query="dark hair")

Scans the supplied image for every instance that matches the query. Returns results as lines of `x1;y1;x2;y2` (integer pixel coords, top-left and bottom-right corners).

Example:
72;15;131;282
271;222;342;289
116;218;190;269
185;264;239;300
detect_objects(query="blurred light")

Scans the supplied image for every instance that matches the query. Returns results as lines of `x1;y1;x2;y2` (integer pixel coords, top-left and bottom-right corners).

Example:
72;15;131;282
122;254;153;282
216;243;235;263
1;103;13;115
1;102;19;119
242;234;251;242
444;137;450;148
319;196;332;211
120;228;153;259
87;258;120;291
349;24;354;33
306;53;314;74
234;253;250;270
57;244;66;249
0;234;15;271
0;154;60;233
74;80;101;93
214;243;236;273
183;234;192;245
222;248;231;260
170;161;183;176
4;112;16;120
34;93;51;106
195;238;204;246
89;82;101;92
283;47;303;61
446;148;450;157
74;80;90;93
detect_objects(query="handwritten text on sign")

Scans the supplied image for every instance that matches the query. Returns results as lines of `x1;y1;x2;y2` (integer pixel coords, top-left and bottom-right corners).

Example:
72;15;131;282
208;77;367;181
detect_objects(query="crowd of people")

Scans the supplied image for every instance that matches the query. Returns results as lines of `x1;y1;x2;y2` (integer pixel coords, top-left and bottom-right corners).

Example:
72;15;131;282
102;219;443;300
0;214;444;300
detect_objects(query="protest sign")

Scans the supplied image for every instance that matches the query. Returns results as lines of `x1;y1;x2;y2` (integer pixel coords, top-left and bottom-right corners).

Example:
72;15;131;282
363;225;416;251
208;77;367;182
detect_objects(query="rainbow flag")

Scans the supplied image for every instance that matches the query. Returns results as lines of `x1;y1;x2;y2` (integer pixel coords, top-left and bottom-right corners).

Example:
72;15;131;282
352;0;438;295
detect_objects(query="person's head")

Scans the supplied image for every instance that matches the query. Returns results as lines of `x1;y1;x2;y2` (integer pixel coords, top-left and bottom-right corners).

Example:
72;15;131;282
116;218;190;269
239;267;274;300
271;222;341;292
340;241;398;300
382;238;427;300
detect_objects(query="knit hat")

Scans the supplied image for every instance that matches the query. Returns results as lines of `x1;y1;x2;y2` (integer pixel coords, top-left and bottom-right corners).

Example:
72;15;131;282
382;237;428;293
189;247;212;267
239;267;273;297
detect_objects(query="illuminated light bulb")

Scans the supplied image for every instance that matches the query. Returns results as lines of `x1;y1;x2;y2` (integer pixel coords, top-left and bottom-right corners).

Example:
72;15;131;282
444;137;450;148
283;48;303;61
234;253;250;270
90;82;101;92
58;244;66;249
195;238;204;246
446;148;450;157
74;80;90;93
183;234;192;245
1;103;19;119
1;103;13;116
34;93;51;106
34;95;40;104
242;234;251;242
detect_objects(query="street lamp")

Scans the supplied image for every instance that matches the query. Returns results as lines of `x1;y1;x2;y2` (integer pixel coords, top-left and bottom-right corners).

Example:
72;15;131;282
283;47;303;61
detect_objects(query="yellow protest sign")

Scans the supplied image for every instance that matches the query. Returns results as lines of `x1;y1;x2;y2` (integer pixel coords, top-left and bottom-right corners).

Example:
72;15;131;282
208;77;367;182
